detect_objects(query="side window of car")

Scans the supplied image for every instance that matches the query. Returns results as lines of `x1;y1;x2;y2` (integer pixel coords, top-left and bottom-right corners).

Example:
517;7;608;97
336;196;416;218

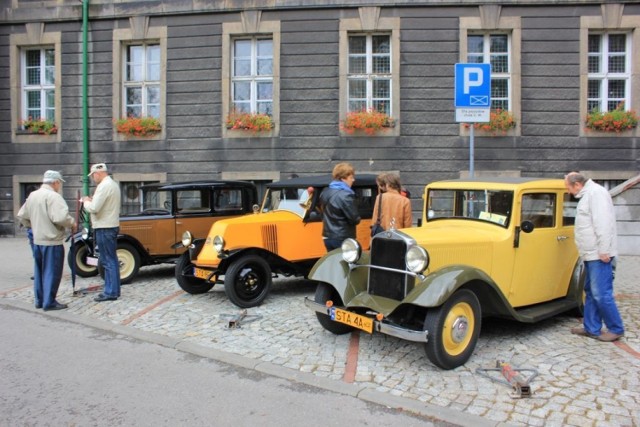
562;193;578;226
354;187;375;219
215;188;244;213
177;190;211;214
521;193;556;228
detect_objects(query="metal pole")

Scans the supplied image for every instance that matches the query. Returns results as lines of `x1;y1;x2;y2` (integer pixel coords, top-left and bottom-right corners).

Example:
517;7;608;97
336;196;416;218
469;124;475;178
81;0;90;196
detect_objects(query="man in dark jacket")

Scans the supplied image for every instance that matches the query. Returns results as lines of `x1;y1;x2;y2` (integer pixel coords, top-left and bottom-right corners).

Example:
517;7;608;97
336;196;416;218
319;162;361;251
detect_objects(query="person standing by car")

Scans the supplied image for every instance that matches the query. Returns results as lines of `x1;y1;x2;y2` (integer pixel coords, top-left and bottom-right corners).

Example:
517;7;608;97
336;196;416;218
82;163;121;302
17;170;75;310
565;172;624;342
319;162;361;251
372;173;413;233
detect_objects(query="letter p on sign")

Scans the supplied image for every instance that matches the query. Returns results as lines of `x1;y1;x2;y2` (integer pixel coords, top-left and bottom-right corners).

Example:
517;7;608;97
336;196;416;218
464;67;483;94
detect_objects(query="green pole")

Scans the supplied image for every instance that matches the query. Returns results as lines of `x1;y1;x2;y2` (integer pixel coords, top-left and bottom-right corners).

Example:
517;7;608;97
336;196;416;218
81;0;90;196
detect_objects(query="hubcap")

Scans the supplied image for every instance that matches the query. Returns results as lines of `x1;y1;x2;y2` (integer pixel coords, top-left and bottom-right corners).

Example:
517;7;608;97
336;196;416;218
450;317;469;343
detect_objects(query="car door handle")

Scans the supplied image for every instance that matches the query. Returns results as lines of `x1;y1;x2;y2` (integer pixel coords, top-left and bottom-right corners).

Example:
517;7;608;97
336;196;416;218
176;221;182;225
557;235;568;241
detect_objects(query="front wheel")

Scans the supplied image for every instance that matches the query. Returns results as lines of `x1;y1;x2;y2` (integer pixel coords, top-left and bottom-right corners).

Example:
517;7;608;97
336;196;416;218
423;289;481;370
68;242;99;277
175;252;214;294
223;255;272;308
98;242;140;285
314;282;354;335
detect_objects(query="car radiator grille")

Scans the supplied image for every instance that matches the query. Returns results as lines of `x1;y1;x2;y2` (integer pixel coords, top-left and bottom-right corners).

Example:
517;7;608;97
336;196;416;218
368;238;410;300
261;224;278;254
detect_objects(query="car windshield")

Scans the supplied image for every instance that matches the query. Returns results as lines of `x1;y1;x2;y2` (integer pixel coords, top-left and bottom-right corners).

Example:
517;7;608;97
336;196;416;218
261;187;312;217
142;189;172;212
427;189;513;227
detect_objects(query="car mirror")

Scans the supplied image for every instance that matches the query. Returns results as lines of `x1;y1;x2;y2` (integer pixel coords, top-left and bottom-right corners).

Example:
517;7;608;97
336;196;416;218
520;220;535;233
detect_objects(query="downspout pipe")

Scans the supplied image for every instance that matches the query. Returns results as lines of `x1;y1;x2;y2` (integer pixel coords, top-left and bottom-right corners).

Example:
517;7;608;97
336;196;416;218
81;0;90;196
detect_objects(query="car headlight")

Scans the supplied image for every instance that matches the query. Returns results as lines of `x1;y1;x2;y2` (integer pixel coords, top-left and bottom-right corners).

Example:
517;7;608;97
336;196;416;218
81;227;89;240
213;235;224;253
181;231;193;247
341;238;361;263
406;245;429;273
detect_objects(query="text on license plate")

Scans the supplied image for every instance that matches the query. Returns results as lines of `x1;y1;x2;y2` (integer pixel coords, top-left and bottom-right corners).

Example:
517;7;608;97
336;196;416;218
193;267;213;280
330;307;373;334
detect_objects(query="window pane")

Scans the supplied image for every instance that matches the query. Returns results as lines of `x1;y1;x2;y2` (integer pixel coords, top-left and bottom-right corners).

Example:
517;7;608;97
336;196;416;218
27;91;40;109
233;81;250;101
608;34;626;52
234;40;251;57
126;87;142;108
147;105;160;118
232;102;250;113
349;56;366;74
257;82;272;101
608;55;625;73
468;35;483;53
372;56;390;73
45;108;55;122
126;106;142;117
490;35;508;53
491;99;508;111
373;100;390;115
45;89;55;109
26;50;41;67
257;58;272;75
147;45;161;81
588;56;600;73
147;45;160;63
234;59;251;77
349;36;366;54
257;39;273;56
45;65;55;85
349;100;366;112
588;34;601;53
587;79;601;100
372;79;390;98
491;78;508;98
26;66;40;85
491;54;508;73
587;100;600;112
372;36;390;54
467;56;484;64
607;80;625;99
348;79;366;98
147;86;160;104
257;102;272;115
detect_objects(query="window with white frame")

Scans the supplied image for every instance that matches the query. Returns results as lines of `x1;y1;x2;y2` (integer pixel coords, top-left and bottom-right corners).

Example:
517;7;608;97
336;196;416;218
123;43;160;118
348;34;392;114
231;37;273;115
587;33;631;112
22;47;55;123
467;33;510;111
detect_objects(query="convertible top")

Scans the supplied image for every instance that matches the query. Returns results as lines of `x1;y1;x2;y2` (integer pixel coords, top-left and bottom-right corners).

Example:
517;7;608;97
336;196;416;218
140;180;256;191
267;174;378;188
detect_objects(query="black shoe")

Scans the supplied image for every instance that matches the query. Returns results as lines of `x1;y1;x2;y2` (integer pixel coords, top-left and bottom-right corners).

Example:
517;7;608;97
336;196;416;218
43;302;68;311
94;293;118;302
35;304;42;309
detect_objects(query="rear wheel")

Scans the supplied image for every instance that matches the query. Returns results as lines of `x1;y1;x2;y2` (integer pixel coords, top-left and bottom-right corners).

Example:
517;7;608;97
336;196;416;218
424;289;481;370
175;252;214;294
68;242;99;277
224;255;272;308
98;242;140;284
314;282;354;335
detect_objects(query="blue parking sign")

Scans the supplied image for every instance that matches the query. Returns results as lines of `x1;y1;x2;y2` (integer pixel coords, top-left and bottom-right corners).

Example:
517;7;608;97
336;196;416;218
455;63;491;108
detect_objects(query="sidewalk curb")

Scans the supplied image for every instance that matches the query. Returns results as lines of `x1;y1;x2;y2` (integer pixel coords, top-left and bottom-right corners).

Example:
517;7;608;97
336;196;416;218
1;297;499;427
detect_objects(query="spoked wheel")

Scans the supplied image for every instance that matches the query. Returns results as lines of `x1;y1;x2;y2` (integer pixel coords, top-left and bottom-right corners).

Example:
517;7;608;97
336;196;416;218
68;242;99;277
314;282;354;335
223;255;272;308
423;289;481;370
175;252;214;294
98;242;140;284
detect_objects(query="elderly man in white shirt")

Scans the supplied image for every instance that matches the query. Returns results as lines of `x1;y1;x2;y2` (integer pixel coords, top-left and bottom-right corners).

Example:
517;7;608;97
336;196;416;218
83;163;121;302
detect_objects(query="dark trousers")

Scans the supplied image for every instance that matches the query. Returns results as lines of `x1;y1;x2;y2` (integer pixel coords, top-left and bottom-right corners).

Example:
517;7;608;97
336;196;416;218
95;227;121;297
33;244;64;308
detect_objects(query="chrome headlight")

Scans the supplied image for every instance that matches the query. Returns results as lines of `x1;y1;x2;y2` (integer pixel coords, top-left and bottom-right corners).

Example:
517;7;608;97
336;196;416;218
406;245;429;273
213;235;225;253
181;231;193;247
81;227;89;240
341;238;361;263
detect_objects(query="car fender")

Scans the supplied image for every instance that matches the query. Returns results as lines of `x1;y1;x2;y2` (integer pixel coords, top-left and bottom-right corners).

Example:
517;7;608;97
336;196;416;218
217;246;305;275
308;250;351;294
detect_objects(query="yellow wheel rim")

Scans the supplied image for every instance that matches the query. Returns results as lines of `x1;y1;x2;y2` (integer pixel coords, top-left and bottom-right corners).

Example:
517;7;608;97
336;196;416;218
117;249;135;277
442;301;475;356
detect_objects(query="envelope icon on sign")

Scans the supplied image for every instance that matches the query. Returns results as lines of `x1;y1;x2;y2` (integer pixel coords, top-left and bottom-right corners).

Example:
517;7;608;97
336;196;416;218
470;96;489;106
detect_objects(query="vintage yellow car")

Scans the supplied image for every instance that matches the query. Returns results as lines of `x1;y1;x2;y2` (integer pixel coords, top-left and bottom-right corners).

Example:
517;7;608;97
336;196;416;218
175;174;379;308
305;178;582;370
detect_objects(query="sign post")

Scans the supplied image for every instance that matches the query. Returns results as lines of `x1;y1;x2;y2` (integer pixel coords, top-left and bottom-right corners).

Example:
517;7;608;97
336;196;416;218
454;63;491;178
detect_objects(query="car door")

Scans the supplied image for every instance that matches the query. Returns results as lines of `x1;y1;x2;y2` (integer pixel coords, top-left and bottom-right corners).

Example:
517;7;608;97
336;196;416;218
510;190;576;306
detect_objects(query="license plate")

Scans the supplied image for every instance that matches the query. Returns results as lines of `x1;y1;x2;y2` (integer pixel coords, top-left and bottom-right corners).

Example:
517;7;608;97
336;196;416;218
330;307;373;334
86;256;98;266
193;267;214;280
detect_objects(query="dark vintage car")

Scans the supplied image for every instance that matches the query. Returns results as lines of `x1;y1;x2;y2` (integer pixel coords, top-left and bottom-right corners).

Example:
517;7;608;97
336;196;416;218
175;174;379;308
69;180;258;284
305;178;583;370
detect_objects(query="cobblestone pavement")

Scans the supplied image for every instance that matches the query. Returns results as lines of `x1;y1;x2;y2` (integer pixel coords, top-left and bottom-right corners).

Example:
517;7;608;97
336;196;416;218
1;237;638;427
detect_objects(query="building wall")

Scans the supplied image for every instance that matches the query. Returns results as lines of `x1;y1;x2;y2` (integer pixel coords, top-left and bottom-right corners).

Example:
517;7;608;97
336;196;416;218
1;0;639;236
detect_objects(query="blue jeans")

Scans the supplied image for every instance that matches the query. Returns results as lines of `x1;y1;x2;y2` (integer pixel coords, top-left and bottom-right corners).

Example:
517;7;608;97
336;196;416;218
95;227;120;298
33;244;64;308
323;238;344;252
583;259;624;336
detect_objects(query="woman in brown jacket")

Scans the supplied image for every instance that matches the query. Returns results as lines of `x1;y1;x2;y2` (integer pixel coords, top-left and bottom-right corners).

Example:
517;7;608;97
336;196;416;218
372;173;413;231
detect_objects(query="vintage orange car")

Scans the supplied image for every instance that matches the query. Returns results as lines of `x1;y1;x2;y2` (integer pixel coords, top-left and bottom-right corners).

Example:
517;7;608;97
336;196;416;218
175;174;379;307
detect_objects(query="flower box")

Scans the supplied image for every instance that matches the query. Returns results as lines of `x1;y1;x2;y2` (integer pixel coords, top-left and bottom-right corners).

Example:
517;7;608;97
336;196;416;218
340;109;395;135
585;103;638;133
225;110;274;132
20;117;58;135
464;109;516;134
115;116;162;137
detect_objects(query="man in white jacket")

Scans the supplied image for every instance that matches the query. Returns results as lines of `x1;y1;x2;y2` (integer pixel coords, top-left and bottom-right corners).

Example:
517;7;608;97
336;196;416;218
565;172;624;342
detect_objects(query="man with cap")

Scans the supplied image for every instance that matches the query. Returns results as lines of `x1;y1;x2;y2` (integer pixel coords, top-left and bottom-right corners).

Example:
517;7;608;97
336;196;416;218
17;170;75;310
82;163;122;302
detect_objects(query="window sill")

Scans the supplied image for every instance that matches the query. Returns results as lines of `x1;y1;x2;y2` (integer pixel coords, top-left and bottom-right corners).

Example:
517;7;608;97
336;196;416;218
581;127;639;138
114;132;163;142
13;131;59;143
460;126;519;137
224;128;275;139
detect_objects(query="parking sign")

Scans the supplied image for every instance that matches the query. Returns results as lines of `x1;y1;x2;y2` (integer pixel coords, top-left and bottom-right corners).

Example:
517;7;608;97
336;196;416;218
455;63;491;107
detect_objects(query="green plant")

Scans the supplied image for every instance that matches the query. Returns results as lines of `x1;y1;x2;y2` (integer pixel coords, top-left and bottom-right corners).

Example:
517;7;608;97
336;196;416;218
340;108;395;135
225;110;273;132
20;117;57;135
585;103;638;133
115;116;162;137
465;109;516;133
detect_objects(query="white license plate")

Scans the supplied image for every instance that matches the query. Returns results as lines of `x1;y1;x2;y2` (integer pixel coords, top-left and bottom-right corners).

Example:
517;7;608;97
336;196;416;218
86;256;98;266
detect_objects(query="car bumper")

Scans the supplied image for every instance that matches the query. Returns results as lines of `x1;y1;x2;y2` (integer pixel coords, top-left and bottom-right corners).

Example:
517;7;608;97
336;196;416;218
304;297;429;343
